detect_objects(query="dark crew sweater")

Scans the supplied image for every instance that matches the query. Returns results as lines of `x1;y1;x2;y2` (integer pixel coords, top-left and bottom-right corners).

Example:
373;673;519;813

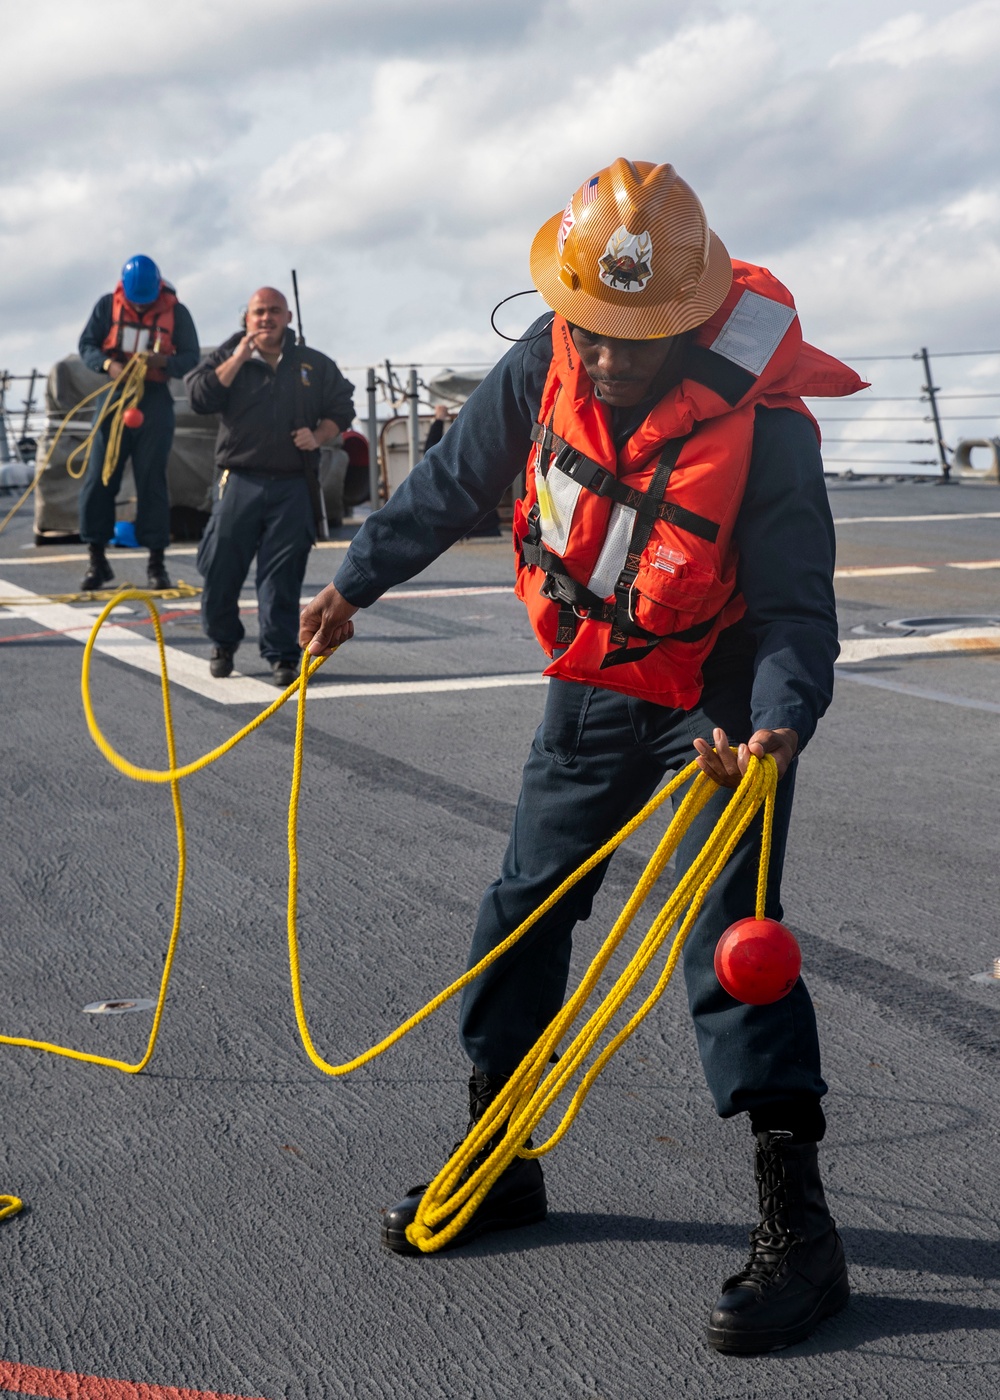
333;317;840;746
78;292;201;388
185;330;356;473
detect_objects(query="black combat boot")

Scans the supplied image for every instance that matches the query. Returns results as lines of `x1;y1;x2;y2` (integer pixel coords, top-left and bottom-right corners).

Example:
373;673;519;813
271;659;299;689
147;548;171;591
381;1068;546;1255
706;1130;849;1354
81;543;114;592
209;646;235;679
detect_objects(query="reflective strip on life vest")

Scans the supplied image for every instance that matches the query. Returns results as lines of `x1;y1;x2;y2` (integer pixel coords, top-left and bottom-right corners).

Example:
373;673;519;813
710;290;797;377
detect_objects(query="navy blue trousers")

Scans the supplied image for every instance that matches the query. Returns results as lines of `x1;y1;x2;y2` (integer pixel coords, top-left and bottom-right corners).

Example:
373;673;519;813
197;470;315;664
458;664;826;1120
78;385;173;550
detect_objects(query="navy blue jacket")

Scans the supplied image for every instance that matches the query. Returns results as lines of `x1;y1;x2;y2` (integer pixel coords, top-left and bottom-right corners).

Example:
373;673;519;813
186;331;356;474
78;291;200;385
334;318;840;745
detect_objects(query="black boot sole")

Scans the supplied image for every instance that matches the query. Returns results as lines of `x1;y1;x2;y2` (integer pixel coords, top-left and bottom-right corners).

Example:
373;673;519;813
705;1266;850;1354
381;1177;547;1256
81;567;114;592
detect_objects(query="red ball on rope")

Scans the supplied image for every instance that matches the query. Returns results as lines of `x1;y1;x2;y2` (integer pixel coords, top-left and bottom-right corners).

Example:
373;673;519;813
122;407;144;429
714;917;802;1005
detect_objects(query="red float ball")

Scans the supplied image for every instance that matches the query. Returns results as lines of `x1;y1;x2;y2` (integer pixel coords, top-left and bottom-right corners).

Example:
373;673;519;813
122;407;144;429
714;917;802;1005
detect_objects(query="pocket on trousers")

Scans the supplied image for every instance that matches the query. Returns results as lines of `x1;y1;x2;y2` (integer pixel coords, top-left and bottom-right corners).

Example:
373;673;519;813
196;512;217;576
537;679;594;765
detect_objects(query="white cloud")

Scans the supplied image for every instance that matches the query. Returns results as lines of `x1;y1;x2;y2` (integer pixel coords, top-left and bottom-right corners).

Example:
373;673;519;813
0;0;998;407
831;1;1000;67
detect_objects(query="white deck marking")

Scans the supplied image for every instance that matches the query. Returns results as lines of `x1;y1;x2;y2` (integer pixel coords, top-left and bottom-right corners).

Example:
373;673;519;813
4;576;999;706
303;673;547;699
834;565;933;577
832;511;1000;525
0;579;276;702
0;539;358;567
372;586;510;600
0;547;199;564
207;585;511;616
836;670;1000;715
836;628;1000;664
0;576;541;706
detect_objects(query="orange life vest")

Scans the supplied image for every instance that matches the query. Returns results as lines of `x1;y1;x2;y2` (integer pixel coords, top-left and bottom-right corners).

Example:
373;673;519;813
513;261;866;709
102;283;178;382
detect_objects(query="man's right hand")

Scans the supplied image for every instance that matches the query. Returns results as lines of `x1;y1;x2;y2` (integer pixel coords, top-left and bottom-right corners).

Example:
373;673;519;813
107;360;125;380
232;332;257;365
214;333;258;387
300;583;358;655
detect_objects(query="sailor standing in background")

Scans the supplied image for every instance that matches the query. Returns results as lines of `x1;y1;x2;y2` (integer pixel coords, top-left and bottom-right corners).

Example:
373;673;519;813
185;287;355;688
77;255;200;592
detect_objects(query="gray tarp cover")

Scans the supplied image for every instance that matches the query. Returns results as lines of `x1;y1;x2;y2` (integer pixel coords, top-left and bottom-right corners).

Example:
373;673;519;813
33;355;351;534
33;354;218;536
426;368;488;406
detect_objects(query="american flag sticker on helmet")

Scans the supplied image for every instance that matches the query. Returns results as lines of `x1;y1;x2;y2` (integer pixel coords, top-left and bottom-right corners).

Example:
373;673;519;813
581;176;599;206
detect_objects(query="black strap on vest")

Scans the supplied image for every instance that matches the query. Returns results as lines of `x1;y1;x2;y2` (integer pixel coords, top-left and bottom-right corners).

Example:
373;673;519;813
528;421;720;544
601;437;694;670
520;426;728;667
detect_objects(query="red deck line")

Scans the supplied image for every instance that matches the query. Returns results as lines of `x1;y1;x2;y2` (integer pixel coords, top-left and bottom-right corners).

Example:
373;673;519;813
0;1361;267;1400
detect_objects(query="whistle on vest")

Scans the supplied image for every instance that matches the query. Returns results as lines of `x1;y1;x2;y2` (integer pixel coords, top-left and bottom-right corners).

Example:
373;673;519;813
535;475;556;532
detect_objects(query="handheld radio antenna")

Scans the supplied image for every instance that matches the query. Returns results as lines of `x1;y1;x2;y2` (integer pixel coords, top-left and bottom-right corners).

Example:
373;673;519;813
291;269;305;345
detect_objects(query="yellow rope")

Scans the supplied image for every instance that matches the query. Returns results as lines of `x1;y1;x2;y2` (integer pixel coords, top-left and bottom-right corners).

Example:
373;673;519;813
0;356;147;538
0;590;780;1247
0;1196;23;1224
0;580;200;608
69;356;148;486
0;589;321;1072
406;758;776;1252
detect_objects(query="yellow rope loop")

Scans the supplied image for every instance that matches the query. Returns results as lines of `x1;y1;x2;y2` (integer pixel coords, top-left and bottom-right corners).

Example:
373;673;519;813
3;590;780;1255
0;590;327;1073
66;355;148;483
0;581;201;608
0;355;150;538
407;755;778;1252
0;1196;23;1224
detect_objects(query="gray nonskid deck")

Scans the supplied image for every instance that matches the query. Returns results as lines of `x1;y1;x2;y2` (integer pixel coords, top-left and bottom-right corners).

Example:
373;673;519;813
1;482;999;1398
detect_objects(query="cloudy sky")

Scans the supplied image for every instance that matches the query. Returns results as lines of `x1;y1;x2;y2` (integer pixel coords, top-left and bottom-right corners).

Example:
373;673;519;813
2;0;999;462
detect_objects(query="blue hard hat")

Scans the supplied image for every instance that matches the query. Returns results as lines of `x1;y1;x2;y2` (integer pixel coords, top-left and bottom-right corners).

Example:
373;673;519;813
121;255;161;306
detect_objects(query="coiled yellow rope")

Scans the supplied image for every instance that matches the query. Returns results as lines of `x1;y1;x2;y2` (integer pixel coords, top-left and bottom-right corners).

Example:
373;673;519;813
0;581;200;608
0;355;147;538
0;1196;23;1223
0;590;778;1247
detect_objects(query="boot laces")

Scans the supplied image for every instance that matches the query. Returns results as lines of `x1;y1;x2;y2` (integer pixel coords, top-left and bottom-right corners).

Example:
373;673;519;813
730;1134;802;1291
468;1070;506;1126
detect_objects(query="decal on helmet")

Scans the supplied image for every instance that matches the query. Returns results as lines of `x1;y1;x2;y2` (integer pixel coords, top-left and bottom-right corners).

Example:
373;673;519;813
580;175;599;206
556;199;576;256
598;226;653;293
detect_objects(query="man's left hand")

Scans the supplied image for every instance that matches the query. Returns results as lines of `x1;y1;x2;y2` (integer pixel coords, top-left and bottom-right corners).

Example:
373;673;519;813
146;353;170;374
692;726;798;789
292;427;319;451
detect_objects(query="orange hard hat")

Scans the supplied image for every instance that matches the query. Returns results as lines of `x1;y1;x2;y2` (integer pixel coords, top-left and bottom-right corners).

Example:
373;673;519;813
529;158;732;340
